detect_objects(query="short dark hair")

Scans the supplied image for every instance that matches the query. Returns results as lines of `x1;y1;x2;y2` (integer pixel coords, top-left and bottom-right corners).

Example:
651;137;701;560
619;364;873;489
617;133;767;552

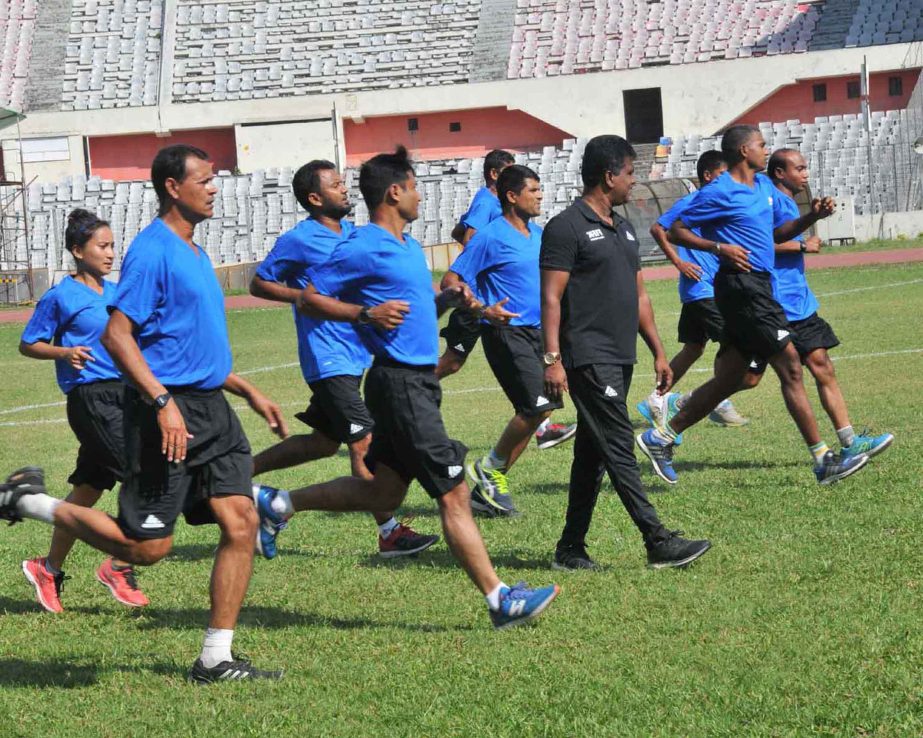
293;159;337;212
696;150;726;185
767;148;799;181
483;149;515;182
721;125;760;165
581;135;636;188
64;208;109;254
151;144;210;212
497;165;540;210
359;145;414;210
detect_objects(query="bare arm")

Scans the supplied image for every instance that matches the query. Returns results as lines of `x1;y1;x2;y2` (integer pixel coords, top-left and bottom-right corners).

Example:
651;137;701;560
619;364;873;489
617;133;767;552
775;235;822;254
102;309;191;462
669;219;751;272
20;340;95;370
637;272;672;394
223;372;287;439
773;197;835;243
297;283;409;330
541;269;570;399
249;274;301;304
650;222;702;282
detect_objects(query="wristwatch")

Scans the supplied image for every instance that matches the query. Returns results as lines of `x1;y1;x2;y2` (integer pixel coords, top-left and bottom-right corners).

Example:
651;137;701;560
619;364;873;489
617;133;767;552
712;242;722;255
356;306;371;325
542;351;561;367
153;392;172;409
799;242;807;253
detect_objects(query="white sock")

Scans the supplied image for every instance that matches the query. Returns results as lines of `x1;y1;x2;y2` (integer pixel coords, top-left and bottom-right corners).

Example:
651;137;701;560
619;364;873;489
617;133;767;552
378;517;399;538
809;441;830;465
485;582;508;611
483;448;508;472
200;628;234;669
536;418;551;434
836;426;855;448
270;489;293;517
652;425;676;443
678;392;693;409
17;493;61;524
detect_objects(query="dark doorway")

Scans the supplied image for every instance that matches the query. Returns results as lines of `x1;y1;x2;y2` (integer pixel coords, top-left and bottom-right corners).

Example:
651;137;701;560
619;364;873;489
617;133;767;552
623;88;663;144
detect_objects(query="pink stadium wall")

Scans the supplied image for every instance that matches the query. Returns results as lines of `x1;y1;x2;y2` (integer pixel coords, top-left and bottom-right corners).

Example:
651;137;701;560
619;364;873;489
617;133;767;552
88;128;237;180
343;108;573;165
732;69;920;126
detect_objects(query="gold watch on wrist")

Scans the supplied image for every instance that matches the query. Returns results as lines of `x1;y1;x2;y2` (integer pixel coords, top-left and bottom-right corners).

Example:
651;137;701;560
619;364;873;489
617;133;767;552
542;351;561;367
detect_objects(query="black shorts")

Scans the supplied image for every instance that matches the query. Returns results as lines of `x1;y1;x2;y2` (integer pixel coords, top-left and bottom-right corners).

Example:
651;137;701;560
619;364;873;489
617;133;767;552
481;325;564;417
440;308;481;357
677;298;725;346
714;270;793;361
363;360;467;499
295;375;373;444
748;313;840;373
117;388;253;540
66;380;126;492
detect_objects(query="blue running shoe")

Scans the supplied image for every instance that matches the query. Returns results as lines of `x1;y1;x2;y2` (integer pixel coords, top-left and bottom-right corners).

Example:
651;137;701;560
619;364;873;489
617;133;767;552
813;450;869;485
840;430;894;461
490;581;560;629
252;484;288;560
636;429;678;485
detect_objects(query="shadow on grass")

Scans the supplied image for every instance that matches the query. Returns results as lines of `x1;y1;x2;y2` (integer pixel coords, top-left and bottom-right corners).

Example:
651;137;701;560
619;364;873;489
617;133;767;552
360;548;554;573
0;595;103;617
166;543;323;562
0;658;99;688
132;604;472;634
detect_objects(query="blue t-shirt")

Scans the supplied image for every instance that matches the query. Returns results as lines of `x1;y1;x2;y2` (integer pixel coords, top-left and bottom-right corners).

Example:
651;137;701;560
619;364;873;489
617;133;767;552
679;171;778;274
21;276;121;394
460;187;502;231
771;191;819;322
308;224;439;367
657;191;719;303
256;218;370;383
449;216;543;328
109;218;232;390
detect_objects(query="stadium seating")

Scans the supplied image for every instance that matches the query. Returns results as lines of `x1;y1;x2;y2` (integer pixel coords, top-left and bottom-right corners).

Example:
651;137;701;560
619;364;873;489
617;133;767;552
170;0;482;103
0;0;37;111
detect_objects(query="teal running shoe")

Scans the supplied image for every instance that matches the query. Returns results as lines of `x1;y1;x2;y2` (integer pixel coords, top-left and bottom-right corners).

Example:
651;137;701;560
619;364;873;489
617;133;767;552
840;430;893;461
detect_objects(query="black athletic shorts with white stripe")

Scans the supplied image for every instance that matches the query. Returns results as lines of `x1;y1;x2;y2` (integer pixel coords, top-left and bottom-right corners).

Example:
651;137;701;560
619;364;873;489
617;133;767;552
66;379;127;492
439;308;481;357
296;374;373;444
481;324;564;417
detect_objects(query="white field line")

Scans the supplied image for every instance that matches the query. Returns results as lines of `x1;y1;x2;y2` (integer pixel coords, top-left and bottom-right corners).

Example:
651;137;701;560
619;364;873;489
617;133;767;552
1;347;920;428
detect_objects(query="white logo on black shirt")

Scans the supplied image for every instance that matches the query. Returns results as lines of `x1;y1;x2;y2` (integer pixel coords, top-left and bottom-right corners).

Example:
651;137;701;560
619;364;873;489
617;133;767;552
624;230;636;241
585;228;605;241
604;385;618;398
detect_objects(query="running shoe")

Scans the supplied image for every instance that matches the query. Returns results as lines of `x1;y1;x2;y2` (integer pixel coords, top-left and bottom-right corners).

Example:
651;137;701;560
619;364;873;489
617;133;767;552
252;484;288;560
489;581;560;629
378;520;440;558
636;392;664;426
635;429;678;485
661;392;685;445
467;460;519;517
0;467;45;524
708;398;750;426
22;557;66;613
840;430;894;461
814;450;869;485
552;545;600;571
189;656;284;685
96;557;149;608
535;422;578;450
646;531;712;569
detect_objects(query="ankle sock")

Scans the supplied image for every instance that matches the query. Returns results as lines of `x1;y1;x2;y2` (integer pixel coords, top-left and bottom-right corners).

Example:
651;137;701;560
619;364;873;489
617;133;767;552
809;441;830;465
43;559;62;576
485;582;508;611
482;448;508;472
377;517;399;538
836;425;855;448
269;489;294;518
200;628;234;669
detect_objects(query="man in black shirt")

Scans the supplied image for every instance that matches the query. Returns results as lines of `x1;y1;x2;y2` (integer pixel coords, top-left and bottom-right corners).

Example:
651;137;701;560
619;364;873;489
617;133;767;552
540;134;711;571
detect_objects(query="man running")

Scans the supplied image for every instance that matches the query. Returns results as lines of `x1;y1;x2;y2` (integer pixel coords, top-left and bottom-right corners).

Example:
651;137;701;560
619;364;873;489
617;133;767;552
443;165;564;517
541;134;712;571
636;126;870;486
638;150;750;432
257;146;560;628
1;144;287;683
248;159;437;559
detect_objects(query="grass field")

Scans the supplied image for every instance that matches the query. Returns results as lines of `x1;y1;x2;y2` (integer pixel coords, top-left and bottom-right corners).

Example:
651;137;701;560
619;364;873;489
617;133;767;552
0;259;921;737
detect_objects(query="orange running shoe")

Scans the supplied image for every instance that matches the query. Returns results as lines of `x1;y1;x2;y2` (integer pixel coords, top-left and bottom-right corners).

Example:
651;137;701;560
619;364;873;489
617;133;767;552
96;558;150;607
22;557;66;613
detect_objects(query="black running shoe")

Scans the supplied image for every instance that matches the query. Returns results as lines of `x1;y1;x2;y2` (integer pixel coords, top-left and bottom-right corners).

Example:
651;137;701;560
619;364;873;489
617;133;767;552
645;530;711;569
552;545;600;571
188;656;284;685
0;467;45;524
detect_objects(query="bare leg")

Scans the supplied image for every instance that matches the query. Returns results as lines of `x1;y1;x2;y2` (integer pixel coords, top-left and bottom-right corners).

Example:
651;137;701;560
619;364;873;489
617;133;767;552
347;435;396;526
669;343;706;387
437;481;501;594
804;348;851;431
253;432;338;476
493;411;551;470
768;344;822;446
46;484;134;571
207;494;258;630
435;349;466;381
288;463;408;514
669;346;750;434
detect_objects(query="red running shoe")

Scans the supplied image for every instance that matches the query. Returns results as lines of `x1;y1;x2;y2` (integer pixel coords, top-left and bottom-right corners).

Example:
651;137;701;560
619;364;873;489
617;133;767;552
96;558;150;607
378;520;440;558
535;422;577;450
22;557;66;613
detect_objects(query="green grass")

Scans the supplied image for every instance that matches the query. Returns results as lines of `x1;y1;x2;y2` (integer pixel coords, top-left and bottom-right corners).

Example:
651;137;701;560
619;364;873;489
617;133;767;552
1;261;921;737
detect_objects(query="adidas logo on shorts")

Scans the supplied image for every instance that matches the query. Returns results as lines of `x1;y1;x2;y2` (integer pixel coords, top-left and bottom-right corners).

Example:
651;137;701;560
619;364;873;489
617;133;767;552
349;423;364;435
141;514;165;530
447;465;463;477
535;395;550;407
453;343;466;353
604;385;618;398
777;329;790;341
